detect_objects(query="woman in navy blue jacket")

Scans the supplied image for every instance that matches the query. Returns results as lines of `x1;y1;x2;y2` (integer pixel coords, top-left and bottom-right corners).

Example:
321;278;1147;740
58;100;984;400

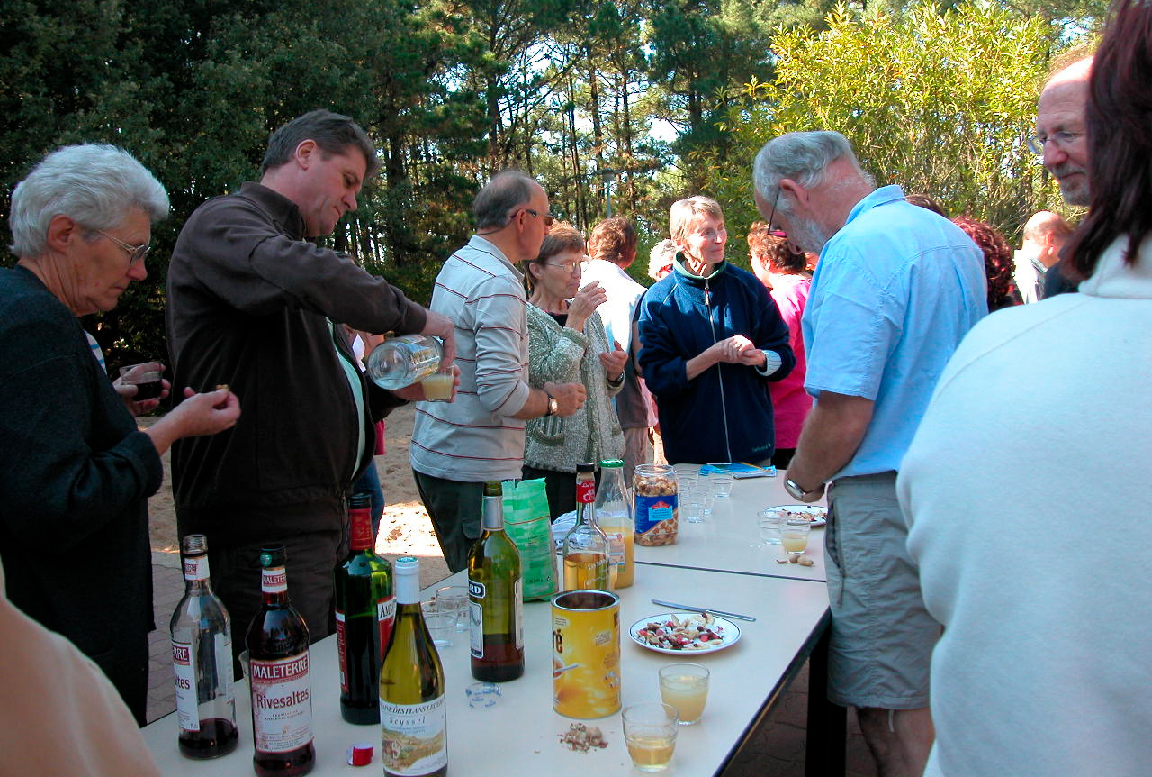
638;196;795;465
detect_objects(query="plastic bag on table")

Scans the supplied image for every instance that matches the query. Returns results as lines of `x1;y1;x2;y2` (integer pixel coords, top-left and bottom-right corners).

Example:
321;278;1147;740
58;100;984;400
501;478;558;601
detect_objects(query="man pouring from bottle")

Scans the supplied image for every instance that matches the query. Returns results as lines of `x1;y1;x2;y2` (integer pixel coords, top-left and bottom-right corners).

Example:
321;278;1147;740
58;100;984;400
167;109;456;654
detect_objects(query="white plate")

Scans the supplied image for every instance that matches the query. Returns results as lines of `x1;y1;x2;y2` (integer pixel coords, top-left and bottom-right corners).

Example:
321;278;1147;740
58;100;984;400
763;504;827;527
629;612;742;655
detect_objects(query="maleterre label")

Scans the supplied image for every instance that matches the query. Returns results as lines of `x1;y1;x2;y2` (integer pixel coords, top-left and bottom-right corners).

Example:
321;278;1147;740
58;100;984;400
250;653;313;753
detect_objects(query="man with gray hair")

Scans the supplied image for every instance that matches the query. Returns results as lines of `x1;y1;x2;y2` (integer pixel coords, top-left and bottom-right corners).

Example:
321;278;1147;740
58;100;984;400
752;130;986;776
1030;53;1093;297
410;171;586;571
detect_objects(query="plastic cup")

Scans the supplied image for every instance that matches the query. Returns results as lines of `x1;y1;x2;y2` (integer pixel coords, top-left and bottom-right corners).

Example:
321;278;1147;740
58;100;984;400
622;702;679;772
435;585;469;632
421;600;453;646
659;663;710;725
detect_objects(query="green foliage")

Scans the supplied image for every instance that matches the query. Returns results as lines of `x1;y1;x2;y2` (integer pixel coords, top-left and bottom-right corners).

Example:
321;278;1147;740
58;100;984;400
714;1;1070;247
0;0;1106;365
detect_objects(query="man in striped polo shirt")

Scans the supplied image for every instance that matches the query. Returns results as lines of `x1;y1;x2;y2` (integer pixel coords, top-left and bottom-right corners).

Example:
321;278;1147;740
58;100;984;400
410;171;586;571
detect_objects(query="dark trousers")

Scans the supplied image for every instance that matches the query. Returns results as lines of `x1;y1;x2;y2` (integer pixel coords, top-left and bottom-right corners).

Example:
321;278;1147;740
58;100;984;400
412;470;484;573
209;528;344;674
96;634;149;726
771;447;796;469
521;465;576;520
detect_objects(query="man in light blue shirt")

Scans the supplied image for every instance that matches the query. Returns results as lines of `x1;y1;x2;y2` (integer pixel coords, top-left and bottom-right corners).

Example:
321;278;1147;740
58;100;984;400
752;131;986;777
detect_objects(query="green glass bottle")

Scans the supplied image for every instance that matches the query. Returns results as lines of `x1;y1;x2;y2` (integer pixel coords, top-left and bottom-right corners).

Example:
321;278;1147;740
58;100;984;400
467;481;525;682
334;491;394;724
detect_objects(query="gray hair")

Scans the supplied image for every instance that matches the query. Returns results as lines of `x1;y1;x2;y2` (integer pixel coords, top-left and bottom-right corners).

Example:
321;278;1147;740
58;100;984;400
752;131;860;209
473;170;537;230
10;144;169;258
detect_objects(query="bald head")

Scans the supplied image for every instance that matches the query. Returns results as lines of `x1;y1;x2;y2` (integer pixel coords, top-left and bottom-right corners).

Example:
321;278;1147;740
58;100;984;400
1036;56;1093;206
1022;210;1072;243
1021;210;1073;268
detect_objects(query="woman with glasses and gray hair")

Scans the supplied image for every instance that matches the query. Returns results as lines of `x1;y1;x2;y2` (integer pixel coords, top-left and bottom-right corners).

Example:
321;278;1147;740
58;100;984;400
0;144;240;725
637;196;794;466
522;223;626;518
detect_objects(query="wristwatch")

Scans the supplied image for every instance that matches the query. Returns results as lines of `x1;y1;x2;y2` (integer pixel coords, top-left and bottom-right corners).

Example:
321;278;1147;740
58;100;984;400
785;478;823;502
543;391;559;417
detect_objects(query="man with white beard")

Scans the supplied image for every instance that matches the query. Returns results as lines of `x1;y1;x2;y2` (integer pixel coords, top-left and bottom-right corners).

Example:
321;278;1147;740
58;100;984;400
751;131;986;777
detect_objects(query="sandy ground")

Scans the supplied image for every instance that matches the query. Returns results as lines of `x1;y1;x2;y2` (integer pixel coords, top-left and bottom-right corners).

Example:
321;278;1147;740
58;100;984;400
147;403;451;585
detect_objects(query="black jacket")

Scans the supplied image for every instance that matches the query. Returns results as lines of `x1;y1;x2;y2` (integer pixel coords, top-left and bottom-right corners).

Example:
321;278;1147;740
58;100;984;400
0;265;160;702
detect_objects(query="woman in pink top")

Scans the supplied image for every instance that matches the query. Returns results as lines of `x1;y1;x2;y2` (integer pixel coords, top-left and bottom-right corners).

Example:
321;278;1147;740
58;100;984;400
747;222;813;469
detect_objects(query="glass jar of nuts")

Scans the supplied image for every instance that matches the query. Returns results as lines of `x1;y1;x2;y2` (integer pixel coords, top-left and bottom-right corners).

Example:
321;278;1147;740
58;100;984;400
633;464;678;546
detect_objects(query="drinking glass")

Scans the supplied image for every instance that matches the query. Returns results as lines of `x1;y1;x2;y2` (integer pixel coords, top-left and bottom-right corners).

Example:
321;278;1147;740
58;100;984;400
118;362;164;401
420;368;454;401
711;473;734;499
421;600;454;647
701;491;716;519
755;508;783;546
780;518;812;559
659;664;710;725
435;585;469;632
622;702;679;772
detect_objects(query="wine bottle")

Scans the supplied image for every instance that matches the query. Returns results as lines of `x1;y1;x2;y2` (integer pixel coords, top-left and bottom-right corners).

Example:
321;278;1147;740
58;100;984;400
335;491;394;724
561;463;612;591
379;556;447;777
595;459;635;588
467;481;524;682
170;534;239;759
365;334;443;390
245;547;315;776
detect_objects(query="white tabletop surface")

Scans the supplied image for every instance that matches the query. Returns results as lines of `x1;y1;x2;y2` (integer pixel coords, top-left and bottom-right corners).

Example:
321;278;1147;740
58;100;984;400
142;564;830;775
634;466;830;583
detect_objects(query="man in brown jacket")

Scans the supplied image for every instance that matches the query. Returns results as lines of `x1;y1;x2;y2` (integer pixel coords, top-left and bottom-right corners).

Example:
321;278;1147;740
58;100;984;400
167;110;454;648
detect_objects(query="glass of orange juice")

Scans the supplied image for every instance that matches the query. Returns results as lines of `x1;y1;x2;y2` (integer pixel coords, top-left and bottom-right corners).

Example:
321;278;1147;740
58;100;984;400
623;702;679;772
780;518;811;559
659;663;709;725
420;369;455;401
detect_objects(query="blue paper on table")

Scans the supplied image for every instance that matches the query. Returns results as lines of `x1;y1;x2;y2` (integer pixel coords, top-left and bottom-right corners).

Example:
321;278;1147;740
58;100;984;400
699;462;778;479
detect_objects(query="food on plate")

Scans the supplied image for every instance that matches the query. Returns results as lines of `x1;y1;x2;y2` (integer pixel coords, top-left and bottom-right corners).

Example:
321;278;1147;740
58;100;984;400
634;612;727;651
766;506;826;523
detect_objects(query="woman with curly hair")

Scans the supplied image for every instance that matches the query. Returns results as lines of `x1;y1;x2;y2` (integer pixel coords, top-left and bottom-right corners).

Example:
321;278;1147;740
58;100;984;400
747;221;813;469
951;216;1021;311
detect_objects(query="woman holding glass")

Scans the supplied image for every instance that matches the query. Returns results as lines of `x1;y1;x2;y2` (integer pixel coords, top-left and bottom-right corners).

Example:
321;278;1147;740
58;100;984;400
522;224;626;518
0;144;240;724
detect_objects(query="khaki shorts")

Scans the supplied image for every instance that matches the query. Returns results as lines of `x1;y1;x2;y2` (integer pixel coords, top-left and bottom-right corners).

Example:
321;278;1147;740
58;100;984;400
824;472;940;709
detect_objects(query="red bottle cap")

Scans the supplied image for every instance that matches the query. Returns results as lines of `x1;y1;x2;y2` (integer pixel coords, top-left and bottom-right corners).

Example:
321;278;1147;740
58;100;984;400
347;743;374;766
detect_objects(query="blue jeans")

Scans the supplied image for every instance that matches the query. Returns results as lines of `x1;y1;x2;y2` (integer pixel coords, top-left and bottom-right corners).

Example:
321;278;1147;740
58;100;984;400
352;460;385;537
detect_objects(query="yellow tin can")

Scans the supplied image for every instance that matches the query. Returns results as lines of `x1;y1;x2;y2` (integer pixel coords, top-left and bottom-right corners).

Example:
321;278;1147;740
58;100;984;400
552;590;621;718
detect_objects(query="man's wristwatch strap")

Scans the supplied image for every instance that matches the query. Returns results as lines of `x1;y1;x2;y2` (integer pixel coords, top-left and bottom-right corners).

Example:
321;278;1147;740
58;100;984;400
543;390;557;417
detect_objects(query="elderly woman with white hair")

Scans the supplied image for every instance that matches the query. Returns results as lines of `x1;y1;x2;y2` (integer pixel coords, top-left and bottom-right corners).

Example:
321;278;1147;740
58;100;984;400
636;196;795;465
0;144;240;724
